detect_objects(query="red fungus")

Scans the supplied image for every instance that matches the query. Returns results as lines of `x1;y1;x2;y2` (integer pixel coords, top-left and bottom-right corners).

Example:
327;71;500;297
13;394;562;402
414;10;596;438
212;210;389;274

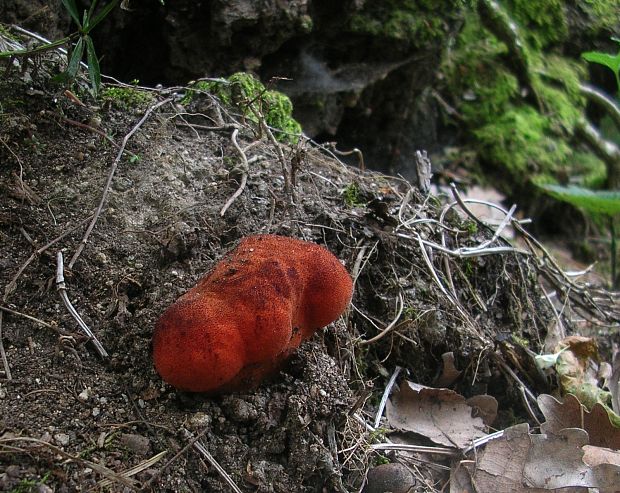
152;234;353;393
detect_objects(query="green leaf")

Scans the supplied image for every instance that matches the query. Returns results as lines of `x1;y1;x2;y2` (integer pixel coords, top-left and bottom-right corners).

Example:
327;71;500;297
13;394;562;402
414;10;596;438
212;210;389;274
541;184;620;216
66;37;85;80
0;36;71;58
87;0;119;33
582;51;620;75
85;0;100;29
61;0;82;27
85;36;101;96
582;49;620;94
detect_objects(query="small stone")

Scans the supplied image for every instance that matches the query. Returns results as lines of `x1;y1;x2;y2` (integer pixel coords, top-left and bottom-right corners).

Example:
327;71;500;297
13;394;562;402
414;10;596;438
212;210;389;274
187;411;211;429
92;407;100;417
120;433;152;457
224;397;257;423
54;433;70;446
78;388;91;402
363;463;416;493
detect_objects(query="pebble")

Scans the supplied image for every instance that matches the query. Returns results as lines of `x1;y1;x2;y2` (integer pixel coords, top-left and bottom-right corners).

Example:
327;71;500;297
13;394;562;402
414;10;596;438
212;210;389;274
78;388;91;402
120;433;152;456
54;433;70;446
187;411;211;429
363;463;417;493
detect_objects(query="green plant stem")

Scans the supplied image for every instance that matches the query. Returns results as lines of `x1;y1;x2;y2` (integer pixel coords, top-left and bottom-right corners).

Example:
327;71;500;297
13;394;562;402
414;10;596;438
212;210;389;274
0;36;71;57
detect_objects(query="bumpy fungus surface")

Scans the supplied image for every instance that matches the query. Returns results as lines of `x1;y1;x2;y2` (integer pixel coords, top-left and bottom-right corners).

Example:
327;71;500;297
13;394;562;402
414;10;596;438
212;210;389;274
153;235;353;393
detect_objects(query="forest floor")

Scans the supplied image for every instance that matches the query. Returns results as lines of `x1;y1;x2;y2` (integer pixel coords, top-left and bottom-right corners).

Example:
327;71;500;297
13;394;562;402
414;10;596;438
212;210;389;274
1;33;619;493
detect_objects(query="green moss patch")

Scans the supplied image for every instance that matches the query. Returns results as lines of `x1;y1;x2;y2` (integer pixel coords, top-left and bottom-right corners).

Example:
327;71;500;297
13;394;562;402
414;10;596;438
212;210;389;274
101;86;155;111
349;0;465;47
183;73;302;144
443;5;605;192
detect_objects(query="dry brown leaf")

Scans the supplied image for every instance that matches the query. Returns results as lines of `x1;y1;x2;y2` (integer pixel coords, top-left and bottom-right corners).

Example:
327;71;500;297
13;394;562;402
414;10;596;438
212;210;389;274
583;445;620;467
449;460;474;493
470;423;553;493
554;336;610;408
434;351;462;388
538;394;620;450
386;381;487;448
466;395;498;427
524;428;620;491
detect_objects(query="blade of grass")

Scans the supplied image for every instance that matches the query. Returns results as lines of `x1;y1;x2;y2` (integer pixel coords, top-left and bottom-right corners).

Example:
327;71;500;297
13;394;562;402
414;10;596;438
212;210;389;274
61;0;82;28
85;36;101;95
66;37;85;80
88;0;120;32
85;0;100;30
0;37;71;58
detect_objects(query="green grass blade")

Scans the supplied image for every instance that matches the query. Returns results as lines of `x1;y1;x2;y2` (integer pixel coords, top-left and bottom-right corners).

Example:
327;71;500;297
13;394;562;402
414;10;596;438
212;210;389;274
87;0;119;32
541;184;620;216
85;36;101;96
61;0;82;28
0;37;71;57
85;0;100;29
66;37;85;80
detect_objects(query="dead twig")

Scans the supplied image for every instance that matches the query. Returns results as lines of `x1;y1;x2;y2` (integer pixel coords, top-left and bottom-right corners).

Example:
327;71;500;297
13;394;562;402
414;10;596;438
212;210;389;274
56;252;108;358
260;119;292;198
182;428;244;493
3;215;93;301
330;144;365;172
373;366;402;429
220;127;249;217
95;450;167;489
69;97;173;269
0;304;67;335
0;312;10;380
359;293;404;346
494;353;541;426
0;436;138;489
141;428;209;490
52;114;138;161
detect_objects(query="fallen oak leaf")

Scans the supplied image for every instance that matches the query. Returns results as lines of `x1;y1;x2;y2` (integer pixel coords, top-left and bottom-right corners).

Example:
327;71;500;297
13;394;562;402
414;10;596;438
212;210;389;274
434;351;462;388
609;344;620;415
583;444;620;468
386;381;488;449
467;423;551;493
524;428;620;491
466;394;498;427
538;394;620;449
554;336;611;409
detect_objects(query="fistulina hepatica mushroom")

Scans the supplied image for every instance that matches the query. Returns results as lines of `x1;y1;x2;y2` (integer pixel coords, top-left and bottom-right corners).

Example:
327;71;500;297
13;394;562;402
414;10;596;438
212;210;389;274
152;235;353;393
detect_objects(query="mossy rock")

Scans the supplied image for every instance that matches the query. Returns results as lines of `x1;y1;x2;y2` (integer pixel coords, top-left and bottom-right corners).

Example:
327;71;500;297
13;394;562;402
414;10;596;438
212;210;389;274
442;4;606;194
183;73;302;144
348;0;464;47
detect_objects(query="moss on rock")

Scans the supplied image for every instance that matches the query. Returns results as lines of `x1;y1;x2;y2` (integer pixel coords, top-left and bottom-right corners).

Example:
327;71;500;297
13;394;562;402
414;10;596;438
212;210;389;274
349;0;466;47
101;86;155;111
443;3;607;193
184;73;302;144
505;0;568;48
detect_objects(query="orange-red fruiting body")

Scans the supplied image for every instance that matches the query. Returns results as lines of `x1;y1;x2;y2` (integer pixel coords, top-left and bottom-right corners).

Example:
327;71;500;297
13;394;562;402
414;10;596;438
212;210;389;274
152;235;353;393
